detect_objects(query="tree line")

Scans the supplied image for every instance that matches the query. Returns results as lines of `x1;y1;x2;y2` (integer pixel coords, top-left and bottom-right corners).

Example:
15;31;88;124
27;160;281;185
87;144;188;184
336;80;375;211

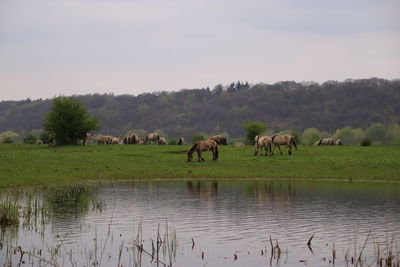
0;78;399;144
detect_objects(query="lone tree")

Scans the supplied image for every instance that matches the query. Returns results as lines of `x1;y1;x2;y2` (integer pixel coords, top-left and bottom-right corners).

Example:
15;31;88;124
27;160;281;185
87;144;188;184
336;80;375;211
243;121;266;145
43;97;100;146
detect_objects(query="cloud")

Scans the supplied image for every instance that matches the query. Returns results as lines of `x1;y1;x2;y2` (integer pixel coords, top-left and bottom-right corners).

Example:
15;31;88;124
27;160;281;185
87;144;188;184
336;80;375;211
0;0;399;100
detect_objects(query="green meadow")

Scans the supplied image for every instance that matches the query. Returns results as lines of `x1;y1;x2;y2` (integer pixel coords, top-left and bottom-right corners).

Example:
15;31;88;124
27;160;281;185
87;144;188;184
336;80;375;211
0;144;399;187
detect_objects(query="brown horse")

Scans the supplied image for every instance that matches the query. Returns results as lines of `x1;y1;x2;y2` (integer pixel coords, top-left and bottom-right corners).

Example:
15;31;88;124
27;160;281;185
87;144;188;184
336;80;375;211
318;138;334;146
208;135;227;145
271;134;297;155
146;133;160;144
187;140;219;162
128;133;140;144
254;135;272;156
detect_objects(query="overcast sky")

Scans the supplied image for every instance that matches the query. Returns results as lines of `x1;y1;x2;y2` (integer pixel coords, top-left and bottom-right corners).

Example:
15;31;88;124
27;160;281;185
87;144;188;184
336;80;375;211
1;0;399;100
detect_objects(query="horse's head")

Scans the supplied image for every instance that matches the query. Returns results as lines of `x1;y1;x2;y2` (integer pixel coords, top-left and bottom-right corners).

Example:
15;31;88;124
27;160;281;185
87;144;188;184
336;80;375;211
187;153;193;162
221;137;228;145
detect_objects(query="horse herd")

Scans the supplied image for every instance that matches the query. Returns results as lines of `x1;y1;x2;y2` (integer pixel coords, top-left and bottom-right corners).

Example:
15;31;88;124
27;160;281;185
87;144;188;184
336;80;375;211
90;132;181;146
188;135;343;162
73;132;342;162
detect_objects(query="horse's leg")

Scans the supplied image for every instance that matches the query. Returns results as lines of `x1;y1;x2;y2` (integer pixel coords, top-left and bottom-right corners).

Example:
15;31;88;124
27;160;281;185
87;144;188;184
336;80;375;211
198;151;205;162
288;144;292;155
271;144;276;155
254;144;258;156
277;145;282;156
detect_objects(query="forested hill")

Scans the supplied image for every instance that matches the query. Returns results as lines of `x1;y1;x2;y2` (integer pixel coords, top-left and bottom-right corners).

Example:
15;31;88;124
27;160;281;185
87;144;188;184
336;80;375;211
1;78;399;140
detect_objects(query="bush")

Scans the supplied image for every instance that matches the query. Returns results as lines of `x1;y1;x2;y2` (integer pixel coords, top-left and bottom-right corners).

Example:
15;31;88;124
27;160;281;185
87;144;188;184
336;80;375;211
1;137;13;144
302;128;321;146
168;138;178;145
243;121;267;145
23;134;37;144
361;138;371;146
192;133;206;143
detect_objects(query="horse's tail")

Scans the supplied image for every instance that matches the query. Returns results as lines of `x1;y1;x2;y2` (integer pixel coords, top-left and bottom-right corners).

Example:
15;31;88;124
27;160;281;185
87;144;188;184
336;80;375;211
291;136;297;151
214;145;219;160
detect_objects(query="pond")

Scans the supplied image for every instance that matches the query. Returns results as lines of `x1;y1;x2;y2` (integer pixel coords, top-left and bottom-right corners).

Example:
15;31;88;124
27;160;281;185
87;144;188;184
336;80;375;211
1;180;400;266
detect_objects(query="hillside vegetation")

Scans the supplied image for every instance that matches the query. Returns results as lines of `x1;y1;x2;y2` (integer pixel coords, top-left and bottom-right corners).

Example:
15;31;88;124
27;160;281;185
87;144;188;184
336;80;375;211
1;78;399;141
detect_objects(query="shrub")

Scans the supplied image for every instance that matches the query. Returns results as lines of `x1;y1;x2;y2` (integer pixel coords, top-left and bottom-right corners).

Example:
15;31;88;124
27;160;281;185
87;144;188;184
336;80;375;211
1;136;13;144
192;133;206;143
168;138;178;145
23;134;37;144
243;121;267;145
361;138;371;146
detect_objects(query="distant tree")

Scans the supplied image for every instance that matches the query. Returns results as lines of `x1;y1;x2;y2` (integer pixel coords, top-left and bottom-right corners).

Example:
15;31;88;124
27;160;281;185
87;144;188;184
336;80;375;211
302;128;321;145
1;136;13;144
364;122;386;144
23;133;37;144
43;97;100;146
361;137;371;146
213;84;223;95
192;133;206;143
0;131;20;144
243;121;267;145
332;127;364;145
386;124;400;145
168;138;178;145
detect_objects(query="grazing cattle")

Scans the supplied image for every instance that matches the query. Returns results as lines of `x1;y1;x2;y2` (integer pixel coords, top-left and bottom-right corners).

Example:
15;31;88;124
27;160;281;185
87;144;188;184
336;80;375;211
318;138;334;146
187;140;219;162
335;139;343;146
158;137;166;145
271;134;297;155
208;135;227;145
177;137;184;145
254;135;272;156
146;133;160;144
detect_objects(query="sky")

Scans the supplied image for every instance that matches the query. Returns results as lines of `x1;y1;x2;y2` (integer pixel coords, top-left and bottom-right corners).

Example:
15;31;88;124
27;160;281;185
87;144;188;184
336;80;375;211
0;0;399;100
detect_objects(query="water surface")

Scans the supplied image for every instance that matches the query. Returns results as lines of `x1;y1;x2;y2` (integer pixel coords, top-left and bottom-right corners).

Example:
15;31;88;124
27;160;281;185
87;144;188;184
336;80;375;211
1;180;399;266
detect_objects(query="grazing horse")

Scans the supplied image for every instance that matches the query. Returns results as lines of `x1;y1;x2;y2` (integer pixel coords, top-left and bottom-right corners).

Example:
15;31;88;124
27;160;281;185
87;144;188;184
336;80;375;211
130;133;140;144
313;141;320;146
335;139;343;146
187;140;219;162
146;133;160;144
177;137;184;145
254;135;272;156
158;137;166;145
318;138;334;146
208;135;227;145
271;134;297;155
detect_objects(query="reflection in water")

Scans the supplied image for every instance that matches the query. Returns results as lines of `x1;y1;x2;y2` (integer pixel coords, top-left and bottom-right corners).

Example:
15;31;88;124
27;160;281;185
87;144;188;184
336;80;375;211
0;180;399;267
187;181;218;200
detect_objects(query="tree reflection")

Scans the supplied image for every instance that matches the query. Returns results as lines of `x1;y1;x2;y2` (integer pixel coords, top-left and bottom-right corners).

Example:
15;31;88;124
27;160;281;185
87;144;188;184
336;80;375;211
47;186;102;220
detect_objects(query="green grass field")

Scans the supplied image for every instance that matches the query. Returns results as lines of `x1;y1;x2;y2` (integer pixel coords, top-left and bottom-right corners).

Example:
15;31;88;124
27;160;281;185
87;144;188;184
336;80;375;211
0;144;399;187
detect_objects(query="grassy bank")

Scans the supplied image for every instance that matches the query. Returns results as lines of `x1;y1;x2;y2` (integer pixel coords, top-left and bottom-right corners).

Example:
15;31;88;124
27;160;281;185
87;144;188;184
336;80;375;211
0;144;399;187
